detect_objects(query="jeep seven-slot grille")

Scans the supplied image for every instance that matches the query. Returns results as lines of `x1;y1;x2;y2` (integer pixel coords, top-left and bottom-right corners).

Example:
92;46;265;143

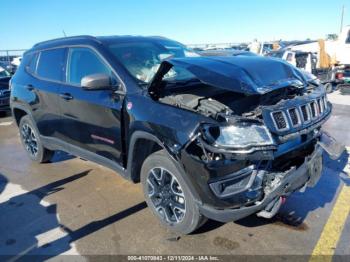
270;95;328;131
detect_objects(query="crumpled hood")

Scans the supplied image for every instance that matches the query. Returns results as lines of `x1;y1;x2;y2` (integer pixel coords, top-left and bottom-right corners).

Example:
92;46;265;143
149;56;308;96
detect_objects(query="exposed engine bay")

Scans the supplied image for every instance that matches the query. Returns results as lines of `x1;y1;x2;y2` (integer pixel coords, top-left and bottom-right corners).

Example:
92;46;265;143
159;83;306;121
157;80;335;173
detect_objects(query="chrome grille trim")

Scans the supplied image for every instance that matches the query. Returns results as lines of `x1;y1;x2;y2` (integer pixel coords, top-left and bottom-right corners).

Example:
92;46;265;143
287;107;301;127
309;100;319;119
300;104;311;123
317;98;324;114
323;96;328;110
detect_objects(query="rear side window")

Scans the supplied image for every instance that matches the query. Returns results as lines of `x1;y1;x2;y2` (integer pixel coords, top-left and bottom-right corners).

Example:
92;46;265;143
26;52;39;74
37;48;66;81
67;47;111;85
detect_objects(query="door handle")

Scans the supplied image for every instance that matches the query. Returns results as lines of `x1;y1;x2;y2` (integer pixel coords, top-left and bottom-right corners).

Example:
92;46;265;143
59;93;73;100
26;84;35;91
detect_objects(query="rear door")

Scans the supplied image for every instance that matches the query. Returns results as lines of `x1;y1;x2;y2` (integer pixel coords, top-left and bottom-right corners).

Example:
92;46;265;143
57;46;124;164
27;48;67;138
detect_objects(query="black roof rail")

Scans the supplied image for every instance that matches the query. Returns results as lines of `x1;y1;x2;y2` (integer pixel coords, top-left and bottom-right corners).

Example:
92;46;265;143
33;35;101;48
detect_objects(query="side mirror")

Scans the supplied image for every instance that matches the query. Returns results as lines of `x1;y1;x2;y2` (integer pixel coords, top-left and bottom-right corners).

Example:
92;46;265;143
81;73;112;90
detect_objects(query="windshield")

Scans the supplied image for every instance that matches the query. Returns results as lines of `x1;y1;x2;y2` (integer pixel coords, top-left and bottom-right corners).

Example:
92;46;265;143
0;67;10;78
107;40;199;84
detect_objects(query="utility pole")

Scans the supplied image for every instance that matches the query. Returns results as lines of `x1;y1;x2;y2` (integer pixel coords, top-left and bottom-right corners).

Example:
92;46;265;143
340;5;345;33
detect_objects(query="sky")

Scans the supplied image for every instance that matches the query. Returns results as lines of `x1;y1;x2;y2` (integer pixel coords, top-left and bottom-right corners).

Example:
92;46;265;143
1;0;349;50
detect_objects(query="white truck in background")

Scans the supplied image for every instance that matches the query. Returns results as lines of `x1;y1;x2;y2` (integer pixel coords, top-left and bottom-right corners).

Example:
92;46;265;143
289;26;350;93
11;57;22;67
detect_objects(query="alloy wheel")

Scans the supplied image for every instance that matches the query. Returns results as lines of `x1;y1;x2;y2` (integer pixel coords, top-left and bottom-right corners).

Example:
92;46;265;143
21;123;38;157
147;167;186;224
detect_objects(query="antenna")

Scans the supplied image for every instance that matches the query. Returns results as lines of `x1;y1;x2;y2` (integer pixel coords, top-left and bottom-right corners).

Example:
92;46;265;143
62;30;67;37
340;5;345;33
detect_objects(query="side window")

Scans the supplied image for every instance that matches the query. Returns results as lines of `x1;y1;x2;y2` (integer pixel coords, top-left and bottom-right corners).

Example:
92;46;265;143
37;48;66;81
346;31;350;44
67;47;111;85
26;52;39;74
286;53;293;62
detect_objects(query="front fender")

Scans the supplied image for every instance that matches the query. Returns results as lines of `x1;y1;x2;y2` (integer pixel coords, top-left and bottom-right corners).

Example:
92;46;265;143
126;130;202;203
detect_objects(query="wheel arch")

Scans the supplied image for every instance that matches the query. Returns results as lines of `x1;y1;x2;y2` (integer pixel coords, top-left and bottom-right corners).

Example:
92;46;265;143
11;105;32;127
127;131;165;183
126;131;201;204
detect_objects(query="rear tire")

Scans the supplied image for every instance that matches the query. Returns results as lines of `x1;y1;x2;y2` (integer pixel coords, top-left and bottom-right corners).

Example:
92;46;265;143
19;115;54;163
141;150;207;234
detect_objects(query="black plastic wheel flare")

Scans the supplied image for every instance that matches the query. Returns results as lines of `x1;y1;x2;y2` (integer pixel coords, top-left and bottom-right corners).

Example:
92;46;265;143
21;123;38;157
147;167;186;224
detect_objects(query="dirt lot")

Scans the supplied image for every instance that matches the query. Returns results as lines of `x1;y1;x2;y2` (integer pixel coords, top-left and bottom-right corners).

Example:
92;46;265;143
0;92;349;260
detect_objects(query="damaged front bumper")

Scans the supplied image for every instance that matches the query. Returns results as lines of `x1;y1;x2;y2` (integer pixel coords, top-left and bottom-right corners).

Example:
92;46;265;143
198;145;324;222
175;85;343;222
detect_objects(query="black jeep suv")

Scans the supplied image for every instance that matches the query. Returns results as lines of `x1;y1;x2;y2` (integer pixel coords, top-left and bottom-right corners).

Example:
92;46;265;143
10;36;341;234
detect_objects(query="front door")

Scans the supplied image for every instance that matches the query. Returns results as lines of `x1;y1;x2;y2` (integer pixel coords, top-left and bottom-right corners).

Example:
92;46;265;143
57;47;124;164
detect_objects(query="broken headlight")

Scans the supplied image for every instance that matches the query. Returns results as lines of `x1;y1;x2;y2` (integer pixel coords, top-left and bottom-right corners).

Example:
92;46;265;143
202;121;275;149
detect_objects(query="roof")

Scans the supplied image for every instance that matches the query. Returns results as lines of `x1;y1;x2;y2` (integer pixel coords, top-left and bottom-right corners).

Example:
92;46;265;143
30;35;172;52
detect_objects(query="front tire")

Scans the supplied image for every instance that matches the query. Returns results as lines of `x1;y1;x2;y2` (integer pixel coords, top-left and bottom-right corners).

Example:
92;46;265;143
19;115;54;163
141;150;206;234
